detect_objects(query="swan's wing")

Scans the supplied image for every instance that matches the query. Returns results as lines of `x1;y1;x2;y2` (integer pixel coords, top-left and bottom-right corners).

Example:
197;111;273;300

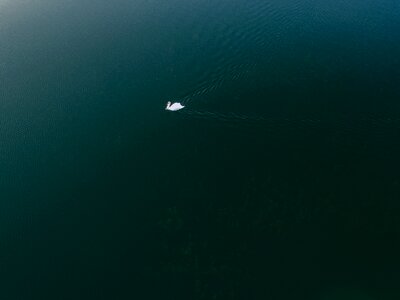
170;103;184;110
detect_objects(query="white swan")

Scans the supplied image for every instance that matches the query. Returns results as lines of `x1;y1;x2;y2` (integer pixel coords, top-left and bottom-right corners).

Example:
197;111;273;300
165;101;185;111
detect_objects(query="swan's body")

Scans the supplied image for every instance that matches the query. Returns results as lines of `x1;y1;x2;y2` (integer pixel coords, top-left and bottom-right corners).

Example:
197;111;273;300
165;101;185;111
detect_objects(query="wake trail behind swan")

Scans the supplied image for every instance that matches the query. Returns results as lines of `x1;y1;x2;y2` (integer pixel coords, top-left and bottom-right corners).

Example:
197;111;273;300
175;108;400;137
178;62;258;106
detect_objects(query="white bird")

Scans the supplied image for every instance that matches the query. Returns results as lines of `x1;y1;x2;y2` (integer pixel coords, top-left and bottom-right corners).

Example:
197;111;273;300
165;101;185;111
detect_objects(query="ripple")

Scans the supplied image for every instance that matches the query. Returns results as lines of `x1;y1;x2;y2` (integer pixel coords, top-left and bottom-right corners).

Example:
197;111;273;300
174;109;400;142
174;0;316;108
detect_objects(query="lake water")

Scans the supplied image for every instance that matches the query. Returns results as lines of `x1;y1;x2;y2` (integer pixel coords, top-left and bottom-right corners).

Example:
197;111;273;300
1;1;400;299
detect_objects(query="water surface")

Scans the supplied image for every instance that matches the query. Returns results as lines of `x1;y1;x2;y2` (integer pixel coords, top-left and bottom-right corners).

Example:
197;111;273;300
1;1;400;299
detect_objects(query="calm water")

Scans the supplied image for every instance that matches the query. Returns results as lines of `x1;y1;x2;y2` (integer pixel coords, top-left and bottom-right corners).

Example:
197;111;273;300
1;1;400;299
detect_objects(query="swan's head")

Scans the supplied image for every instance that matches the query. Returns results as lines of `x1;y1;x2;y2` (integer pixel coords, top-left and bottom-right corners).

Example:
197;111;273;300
165;101;171;109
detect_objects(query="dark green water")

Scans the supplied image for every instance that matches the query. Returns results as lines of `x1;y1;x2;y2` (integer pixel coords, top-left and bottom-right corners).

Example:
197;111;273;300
1;1;400;299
